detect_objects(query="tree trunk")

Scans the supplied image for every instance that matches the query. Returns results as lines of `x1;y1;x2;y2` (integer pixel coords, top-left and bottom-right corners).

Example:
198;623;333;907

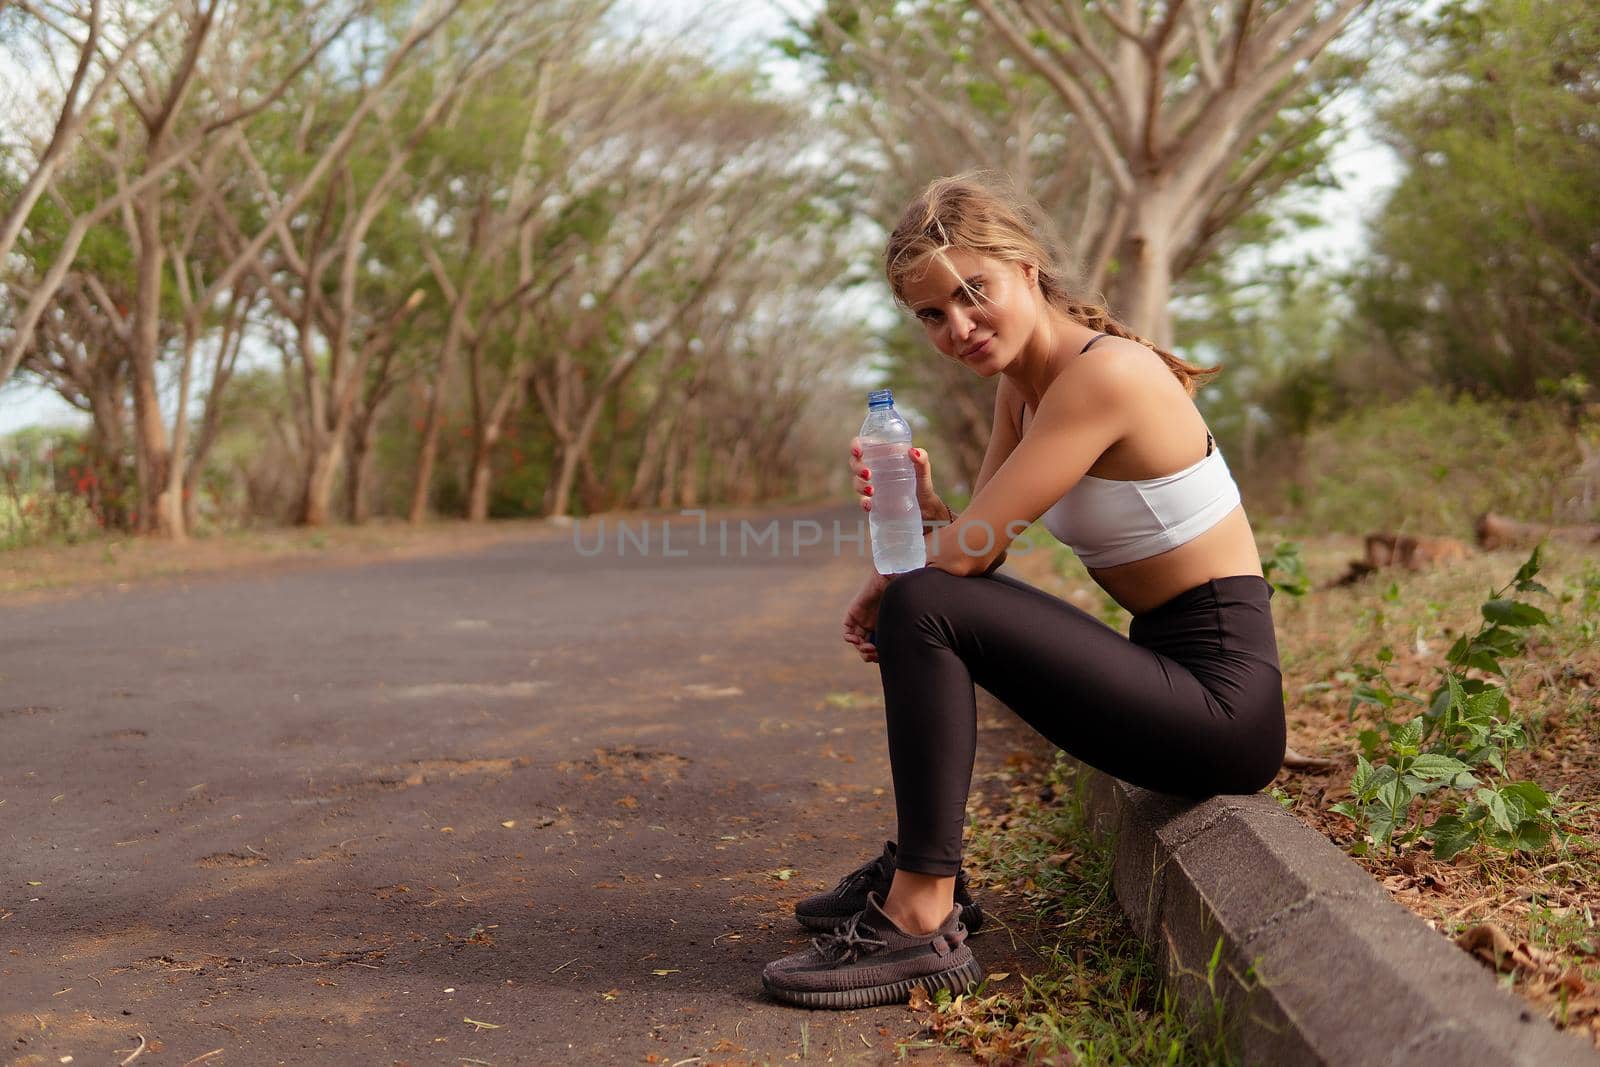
1110;184;1178;345
548;442;582;518
676;412;700;508
300;439;344;527
466;426;497;522
409;260;477;523
130;186;172;536
346;419;379;524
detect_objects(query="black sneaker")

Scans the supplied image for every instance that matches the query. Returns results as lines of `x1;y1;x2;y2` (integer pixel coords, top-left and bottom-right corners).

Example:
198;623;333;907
764;889;983;1009
793;840;985;934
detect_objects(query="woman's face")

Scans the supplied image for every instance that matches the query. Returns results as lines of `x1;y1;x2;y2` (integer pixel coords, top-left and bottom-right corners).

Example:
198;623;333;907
901;249;1039;376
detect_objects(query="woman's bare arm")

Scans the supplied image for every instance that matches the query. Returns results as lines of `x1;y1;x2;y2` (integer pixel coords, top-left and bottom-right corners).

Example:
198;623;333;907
929;351;1134;577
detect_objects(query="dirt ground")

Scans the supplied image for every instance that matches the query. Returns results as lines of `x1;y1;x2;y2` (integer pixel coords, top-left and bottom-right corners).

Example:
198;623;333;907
2;505;1061;1065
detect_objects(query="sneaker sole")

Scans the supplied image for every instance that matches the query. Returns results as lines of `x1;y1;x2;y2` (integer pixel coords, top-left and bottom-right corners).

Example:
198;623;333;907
762;956;984;1010
796;902;985;935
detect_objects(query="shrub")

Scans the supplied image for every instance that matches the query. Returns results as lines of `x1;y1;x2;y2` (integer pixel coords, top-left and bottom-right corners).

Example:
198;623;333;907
1272;390;1596;537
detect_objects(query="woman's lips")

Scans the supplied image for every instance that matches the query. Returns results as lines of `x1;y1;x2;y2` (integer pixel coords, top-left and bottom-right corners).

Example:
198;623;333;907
962;337;992;359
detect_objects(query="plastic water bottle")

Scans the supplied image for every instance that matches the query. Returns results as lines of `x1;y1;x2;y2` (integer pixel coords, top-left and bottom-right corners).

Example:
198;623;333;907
859;388;926;574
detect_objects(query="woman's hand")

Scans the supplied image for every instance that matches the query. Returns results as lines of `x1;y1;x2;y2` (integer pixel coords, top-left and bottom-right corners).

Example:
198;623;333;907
841;569;892;664
850;438;950;524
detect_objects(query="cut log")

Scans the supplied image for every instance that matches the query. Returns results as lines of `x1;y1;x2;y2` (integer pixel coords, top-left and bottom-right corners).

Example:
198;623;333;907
1332;532;1475;586
1475;511;1600;550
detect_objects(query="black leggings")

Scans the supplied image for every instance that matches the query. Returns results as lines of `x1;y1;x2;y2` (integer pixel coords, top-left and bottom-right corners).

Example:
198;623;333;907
873;568;1286;876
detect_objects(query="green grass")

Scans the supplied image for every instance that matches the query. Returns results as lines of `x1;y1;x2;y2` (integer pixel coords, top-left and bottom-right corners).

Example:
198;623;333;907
902;755;1241;1066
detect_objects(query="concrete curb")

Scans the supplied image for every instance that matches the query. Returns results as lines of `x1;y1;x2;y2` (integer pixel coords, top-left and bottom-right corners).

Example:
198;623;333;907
1073;765;1599;1066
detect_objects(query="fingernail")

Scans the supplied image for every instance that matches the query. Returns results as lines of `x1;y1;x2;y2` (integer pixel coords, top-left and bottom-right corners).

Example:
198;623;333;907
862;470;870;479
864;486;873;495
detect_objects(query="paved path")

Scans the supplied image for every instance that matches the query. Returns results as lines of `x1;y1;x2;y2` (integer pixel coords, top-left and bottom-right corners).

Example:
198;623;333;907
3;505;1055;1065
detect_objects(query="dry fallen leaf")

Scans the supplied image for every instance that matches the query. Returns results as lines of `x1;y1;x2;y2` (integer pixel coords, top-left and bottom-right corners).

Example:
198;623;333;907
462;1017;501;1031
650;968;680;976
500;820;516;829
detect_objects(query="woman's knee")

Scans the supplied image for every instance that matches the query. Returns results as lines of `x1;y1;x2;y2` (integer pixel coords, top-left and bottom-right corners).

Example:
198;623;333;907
878;566;961;631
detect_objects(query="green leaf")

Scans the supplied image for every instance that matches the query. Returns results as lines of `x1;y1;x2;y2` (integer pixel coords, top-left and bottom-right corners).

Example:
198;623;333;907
1390;717;1424;757
1479;788;1516;833
1351;753;1376;797
1512;546;1543;588
1371;778;1413;846
1509;821;1552;853
1460;685;1509;726
1352;684;1394;710
1426;813;1480;861
1481;599;1551;628
1357;728;1383;760
1410;754;1470;781
1464;650;1506;676
1498;781;1552;812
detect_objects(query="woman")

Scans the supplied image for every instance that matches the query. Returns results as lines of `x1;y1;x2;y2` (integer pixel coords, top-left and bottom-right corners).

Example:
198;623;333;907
761;173;1286;1010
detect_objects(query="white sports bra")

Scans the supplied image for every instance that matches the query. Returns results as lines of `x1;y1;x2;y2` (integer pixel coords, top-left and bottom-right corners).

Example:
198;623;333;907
1020;336;1242;569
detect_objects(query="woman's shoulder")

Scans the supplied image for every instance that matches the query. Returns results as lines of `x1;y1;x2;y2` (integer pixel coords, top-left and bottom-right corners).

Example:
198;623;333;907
1045;335;1172;409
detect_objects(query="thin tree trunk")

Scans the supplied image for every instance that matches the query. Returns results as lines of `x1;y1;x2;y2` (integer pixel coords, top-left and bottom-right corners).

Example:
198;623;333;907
301;440;345;527
345;419;377;523
466;428;496;521
129;185;170;536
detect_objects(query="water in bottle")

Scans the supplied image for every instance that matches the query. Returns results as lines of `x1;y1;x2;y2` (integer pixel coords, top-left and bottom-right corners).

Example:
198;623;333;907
859;388;926;574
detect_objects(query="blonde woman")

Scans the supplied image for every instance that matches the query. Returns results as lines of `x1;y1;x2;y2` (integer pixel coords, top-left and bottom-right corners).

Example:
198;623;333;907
762;173;1286;1009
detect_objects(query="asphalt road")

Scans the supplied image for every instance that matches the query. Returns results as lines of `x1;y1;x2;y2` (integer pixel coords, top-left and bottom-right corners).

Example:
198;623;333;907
2;504;1057;1065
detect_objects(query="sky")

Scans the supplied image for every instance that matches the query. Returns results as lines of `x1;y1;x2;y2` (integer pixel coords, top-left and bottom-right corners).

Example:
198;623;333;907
0;0;1400;435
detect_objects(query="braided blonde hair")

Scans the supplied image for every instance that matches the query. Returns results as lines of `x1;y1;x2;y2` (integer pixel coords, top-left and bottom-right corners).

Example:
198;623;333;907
884;171;1220;396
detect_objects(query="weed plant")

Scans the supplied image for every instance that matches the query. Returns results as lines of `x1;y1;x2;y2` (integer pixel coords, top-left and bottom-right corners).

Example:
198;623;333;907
1330;547;1579;859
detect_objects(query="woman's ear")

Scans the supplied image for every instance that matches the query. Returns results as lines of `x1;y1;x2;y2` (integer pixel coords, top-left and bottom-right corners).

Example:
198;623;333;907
1021;262;1038;288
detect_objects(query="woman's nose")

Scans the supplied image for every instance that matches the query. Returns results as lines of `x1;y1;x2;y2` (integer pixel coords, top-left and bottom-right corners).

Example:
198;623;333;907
946;308;976;342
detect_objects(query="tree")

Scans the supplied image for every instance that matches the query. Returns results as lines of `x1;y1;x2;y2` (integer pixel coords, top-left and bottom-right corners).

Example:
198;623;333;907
778;0;1097;477
0;0;172;313
972;0;1384;343
234;0;557;527
1357;0;1600;398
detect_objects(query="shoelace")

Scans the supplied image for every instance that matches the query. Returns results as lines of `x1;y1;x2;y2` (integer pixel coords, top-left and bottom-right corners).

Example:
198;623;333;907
811;912;888;963
832;850;892;895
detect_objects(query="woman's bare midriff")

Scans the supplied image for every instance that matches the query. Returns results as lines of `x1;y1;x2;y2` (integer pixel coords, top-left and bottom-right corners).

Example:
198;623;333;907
1084;505;1263;617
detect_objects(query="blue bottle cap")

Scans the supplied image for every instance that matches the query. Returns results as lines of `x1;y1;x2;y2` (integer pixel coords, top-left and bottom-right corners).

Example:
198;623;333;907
867;388;894;409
